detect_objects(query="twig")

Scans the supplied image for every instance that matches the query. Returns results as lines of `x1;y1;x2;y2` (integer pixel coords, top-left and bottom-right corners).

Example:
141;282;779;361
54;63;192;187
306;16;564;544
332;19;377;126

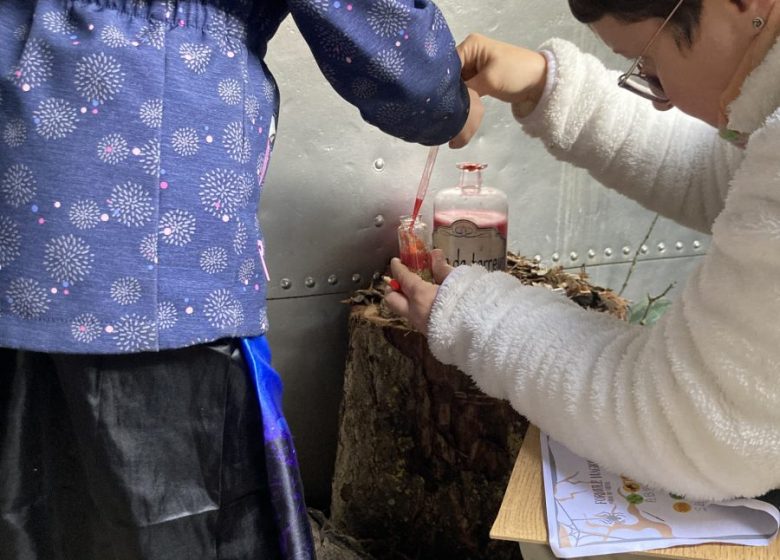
638;283;674;325
619;213;660;297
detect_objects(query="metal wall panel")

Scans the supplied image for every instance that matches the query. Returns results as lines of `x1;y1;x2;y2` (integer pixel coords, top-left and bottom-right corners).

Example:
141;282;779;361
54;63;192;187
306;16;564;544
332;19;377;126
260;0;711;507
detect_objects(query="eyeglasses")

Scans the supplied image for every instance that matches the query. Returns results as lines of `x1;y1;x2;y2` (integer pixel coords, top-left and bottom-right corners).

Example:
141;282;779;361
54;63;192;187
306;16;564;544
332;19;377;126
617;0;685;104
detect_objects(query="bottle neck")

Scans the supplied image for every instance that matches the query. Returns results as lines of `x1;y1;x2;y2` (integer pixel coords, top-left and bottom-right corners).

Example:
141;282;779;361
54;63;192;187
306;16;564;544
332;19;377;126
459;169;483;193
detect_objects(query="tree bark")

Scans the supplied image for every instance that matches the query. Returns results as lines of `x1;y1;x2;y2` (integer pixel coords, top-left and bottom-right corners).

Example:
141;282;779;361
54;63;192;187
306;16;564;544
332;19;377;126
330;305;526;560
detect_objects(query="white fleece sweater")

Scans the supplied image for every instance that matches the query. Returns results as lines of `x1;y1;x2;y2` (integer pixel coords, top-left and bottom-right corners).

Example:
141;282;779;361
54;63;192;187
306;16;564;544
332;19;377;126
427;38;780;501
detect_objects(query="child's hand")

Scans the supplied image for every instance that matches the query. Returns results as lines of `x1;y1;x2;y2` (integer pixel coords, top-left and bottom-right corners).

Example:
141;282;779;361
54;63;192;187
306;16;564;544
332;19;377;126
384;249;454;334
449;33;548;148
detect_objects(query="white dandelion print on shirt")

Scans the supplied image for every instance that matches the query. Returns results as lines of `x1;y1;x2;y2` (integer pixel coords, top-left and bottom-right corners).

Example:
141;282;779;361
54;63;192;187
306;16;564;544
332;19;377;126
113;313;156;352
376;102;411;128
262;78;276;104
135;139;161;176
13;25;29;41
199;169;252;219
200;246;228;274
218;79;242;105
368;49;405;81
367;0;410;38
0;216;21;269
222;122;251;164
110;276;142;305
157;301;178;330
424;32;439;58
238;258;255;285
139;232;158;263
288;0;329;17
171;127;200;156
74;52;125;104
432;7;446;31
42;11;77;35
6;277;50;319
69;199;101;230
203;289;244;329
245;96;260;123
43;234;94;284
316;26;357;60
11;38;54;90
101;25;130;48
34;98;78;140
434;89;458;119
108;182;153;227
351;78;377;100
180;43;212;74
97;133;130;164
139;99;164;128
259;307;269;331
3;119;27;148
71;313;103;343
138;21;166;49
233;218;247;255
1;164;36;207
159;209;196;246
208;12;247;55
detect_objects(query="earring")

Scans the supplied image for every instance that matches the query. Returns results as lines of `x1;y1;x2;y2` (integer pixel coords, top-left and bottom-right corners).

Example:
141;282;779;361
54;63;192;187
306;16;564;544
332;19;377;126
753;16;766;29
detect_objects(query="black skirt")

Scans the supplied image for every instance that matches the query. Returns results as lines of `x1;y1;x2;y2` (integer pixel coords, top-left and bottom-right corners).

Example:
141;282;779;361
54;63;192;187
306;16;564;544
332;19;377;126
0;340;298;560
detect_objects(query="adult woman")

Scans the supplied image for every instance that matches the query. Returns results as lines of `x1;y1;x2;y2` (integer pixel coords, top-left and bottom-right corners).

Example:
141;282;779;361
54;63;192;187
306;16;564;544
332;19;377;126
388;0;780;500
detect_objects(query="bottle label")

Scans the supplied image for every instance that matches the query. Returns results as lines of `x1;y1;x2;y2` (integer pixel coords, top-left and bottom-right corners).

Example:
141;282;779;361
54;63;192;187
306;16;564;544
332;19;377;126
433;219;506;271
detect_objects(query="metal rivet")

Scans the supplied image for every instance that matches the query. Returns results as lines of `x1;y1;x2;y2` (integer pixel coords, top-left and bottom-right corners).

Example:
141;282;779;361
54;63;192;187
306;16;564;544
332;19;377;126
675;241;684;251
328;274;338;285
304;276;316;288
374;214;385;227
622;246;631;256
280;278;292;290
373;158;385;171
657;242;666;252
640;245;649;254
352;273;362;283
587;249;596;259
693;240;702;249
604;248;613;257
552;252;560;262
570;252;579;261
533;255;542;263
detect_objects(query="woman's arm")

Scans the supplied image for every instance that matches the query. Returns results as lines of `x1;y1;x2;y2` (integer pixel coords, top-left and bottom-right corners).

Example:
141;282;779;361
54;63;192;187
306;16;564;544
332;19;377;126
520;38;744;233
425;122;780;500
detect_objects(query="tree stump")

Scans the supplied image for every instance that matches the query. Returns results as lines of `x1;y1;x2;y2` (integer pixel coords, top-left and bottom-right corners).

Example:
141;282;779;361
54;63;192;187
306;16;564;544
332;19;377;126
330;255;628;560
330;305;527;560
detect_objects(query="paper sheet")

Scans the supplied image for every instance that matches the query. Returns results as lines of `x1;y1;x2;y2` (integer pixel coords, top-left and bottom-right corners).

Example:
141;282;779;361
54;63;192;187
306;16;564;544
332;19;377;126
541;432;780;558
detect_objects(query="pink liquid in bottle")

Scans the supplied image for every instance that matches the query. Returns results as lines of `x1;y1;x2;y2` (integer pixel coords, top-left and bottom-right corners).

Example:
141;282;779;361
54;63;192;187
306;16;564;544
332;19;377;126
432;163;509;271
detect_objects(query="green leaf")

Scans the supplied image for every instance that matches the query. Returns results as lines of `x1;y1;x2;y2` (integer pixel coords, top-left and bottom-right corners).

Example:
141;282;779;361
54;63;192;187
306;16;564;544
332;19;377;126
628;295;673;326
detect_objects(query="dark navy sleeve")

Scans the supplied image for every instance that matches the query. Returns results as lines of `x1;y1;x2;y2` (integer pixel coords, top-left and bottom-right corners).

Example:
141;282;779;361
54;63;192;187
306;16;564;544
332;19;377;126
285;0;469;145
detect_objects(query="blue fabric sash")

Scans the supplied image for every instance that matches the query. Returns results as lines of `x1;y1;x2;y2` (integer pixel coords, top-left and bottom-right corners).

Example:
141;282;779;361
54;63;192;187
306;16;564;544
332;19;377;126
241;336;316;560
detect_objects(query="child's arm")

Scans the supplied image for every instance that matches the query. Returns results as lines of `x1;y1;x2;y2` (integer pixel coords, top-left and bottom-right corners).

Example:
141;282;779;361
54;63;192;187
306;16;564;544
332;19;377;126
285;0;470;145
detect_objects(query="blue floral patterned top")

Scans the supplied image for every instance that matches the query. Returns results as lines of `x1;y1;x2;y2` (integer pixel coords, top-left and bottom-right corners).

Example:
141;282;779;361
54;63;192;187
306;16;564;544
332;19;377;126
0;0;468;354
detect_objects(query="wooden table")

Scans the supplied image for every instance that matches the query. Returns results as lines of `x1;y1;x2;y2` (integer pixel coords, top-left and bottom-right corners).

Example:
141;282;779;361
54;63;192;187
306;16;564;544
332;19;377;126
491;425;780;560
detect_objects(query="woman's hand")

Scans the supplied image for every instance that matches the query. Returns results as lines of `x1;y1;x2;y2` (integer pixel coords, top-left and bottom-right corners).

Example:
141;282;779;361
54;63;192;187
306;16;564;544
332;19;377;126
384;249;454;334
449;33;548;149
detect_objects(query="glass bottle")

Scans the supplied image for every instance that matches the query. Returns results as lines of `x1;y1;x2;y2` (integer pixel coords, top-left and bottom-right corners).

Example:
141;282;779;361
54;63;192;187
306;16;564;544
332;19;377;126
433;163;508;271
397;215;433;282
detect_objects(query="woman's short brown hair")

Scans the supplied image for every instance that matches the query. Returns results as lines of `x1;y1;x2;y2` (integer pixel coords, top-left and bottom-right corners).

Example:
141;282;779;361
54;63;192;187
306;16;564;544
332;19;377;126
567;0;703;45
